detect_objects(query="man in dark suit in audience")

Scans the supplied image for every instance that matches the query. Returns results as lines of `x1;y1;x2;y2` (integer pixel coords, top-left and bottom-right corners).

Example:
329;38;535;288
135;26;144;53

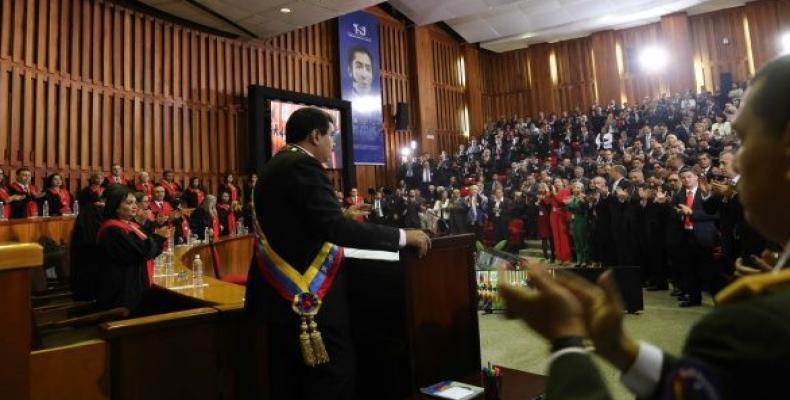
245;107;430;400
499;54;790;400
672;167;719;307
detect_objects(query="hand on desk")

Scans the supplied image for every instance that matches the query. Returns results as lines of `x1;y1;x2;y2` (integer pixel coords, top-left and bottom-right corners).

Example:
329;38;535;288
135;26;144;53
345;203;370;219
405;229;431;258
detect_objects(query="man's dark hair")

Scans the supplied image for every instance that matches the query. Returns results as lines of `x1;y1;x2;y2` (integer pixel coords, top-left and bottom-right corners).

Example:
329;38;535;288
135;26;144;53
748;54;790;137
285;107;334;143
16;167;31;175
347;46;373;68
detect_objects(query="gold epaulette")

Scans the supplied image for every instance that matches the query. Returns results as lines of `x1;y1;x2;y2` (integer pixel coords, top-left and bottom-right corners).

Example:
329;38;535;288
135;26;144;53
715;269;790;304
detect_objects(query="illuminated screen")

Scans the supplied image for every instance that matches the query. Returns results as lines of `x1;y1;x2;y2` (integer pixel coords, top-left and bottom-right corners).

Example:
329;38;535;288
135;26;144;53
269;100;343;169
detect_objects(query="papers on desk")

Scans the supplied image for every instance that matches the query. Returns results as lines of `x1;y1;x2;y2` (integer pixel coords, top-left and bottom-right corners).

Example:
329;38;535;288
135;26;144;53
343;247;399;262
420;381;484;400
167;283;209;291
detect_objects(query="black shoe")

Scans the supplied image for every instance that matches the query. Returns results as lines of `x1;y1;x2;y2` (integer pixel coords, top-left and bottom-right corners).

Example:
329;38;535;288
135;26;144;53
679;300;702;307
646;284;669;291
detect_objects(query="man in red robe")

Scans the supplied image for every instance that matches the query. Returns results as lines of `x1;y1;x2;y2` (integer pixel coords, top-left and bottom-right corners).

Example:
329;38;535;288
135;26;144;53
102;164;130;187
135;171;154;198
8;167;45;219
159;170;182;201
149;185;173;228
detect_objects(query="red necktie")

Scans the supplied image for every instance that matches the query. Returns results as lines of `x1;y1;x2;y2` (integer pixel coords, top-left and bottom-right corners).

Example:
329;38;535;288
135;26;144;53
684;190;694;229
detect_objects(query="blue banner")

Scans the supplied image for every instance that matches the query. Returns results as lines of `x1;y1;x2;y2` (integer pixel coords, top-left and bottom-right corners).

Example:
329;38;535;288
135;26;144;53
339;11;385;165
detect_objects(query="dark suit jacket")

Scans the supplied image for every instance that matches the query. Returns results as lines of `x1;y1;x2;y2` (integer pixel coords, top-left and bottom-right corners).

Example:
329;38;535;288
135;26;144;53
245;146;400;326
672;189;718;248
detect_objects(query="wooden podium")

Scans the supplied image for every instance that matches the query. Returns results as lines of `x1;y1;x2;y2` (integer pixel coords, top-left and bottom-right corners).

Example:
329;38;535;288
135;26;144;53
345;233;481;399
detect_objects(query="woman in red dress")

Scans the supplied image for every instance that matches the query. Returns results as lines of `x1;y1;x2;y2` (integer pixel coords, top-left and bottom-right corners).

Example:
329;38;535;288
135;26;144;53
542;178;572;263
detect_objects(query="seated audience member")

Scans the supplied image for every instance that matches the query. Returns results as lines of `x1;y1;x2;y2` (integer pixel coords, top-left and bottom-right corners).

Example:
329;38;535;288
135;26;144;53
218;173;240;203
189;194;220;242
102;163;130;187
135;192;155;223
44;173;73;215
8;167;45;218
499;54;790;400
159;170;182;200
95;185;168;314
79;173;105;207
216;191;239;236
135;171;154;198
182;177;206;209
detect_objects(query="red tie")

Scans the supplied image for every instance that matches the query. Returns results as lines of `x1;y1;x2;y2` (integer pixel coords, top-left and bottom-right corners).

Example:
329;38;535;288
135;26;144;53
684;190;694;229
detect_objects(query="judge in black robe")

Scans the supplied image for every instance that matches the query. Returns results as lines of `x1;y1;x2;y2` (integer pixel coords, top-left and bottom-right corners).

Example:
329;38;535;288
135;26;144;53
79;174;106;207
43;173;73;216
189;195;220;241
70;201;104;302
95;185;166;314
245;107;428;400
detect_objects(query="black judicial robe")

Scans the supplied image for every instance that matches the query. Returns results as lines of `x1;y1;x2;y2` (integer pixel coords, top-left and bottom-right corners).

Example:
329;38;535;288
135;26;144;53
95;219;165;313
245;145;399;400
70;203;103;302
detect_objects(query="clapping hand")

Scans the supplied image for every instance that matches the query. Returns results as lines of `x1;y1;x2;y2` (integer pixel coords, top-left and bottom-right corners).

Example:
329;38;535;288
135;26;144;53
654;188;668;203
344;203;371;219
676;204;692;215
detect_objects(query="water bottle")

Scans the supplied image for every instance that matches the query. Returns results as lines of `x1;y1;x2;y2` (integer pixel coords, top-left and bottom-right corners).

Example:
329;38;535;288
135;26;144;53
0;202;5;220
236;220;244;236
192;254;203;286
204;227;210;243
42;200;49;217
72;200;79;216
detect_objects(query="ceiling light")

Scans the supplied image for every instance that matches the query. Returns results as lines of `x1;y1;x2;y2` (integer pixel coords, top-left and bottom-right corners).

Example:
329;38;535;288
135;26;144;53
639;46;668;73
781;32;790;55
280;7;291;14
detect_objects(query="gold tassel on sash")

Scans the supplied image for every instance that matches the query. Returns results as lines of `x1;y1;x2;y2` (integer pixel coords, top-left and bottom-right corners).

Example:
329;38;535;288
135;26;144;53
308;317;330;364
299;317;317;366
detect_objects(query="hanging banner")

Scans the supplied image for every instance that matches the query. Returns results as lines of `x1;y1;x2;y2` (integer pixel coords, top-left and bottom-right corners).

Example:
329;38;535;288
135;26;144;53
338;11;385;165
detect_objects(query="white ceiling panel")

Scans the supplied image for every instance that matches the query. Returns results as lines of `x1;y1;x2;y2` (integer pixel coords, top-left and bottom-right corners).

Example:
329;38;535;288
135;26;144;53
139;0;383;38
390;0;747;52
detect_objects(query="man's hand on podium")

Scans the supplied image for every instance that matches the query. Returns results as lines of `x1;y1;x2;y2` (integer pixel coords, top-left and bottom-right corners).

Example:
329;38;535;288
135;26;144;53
405;229;431;258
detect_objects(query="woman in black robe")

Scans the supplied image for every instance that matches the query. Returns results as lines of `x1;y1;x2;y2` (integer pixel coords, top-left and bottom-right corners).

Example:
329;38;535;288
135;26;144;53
44;173;73;215
189;194;220;242
95;185;167;314
181;177;206;209
70;199;104;302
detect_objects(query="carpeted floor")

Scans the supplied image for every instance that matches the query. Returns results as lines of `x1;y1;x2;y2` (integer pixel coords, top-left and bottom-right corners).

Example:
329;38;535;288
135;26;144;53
479;287;713;399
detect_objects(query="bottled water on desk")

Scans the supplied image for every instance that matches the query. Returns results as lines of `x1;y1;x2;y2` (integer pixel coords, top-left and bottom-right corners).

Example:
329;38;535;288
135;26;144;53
192;254;203;287
0;202;5;220
204;227;210;243
42;200;49;217
72;200;79;216
236;220;244;236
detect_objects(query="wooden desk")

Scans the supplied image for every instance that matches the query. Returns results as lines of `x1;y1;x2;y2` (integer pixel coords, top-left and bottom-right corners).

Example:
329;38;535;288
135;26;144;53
0;216;76;245
0;242;44;400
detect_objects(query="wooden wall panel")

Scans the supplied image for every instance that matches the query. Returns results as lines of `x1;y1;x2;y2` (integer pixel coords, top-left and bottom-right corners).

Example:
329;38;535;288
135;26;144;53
0;0;339;194
478;0;787;124
690;7;751;92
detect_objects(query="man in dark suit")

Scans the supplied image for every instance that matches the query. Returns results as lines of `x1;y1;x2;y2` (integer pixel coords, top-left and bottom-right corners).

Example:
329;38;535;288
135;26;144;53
245;107;430;400
499;54;790;400
672;167;720;306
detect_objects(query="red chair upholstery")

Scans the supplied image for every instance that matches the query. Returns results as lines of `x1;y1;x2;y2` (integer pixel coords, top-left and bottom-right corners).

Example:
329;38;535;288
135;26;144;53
482;220;495;248
508;219;525;247
221;274;248;286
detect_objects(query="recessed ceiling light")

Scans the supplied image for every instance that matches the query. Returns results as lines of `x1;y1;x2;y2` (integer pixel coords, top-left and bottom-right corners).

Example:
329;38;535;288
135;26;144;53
280;7;291;14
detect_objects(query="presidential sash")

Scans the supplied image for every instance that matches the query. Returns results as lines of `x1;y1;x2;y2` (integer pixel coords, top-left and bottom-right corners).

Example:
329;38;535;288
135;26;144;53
251;185;344;367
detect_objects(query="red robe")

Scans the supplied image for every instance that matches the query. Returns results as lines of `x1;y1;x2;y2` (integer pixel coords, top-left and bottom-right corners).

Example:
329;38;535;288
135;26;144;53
217;203;237;236
149;200;172;226
48;188;72;214
135;182;153;198
104;174;128;186
0;188;11;219
542;188;572;262
220;183;239;202
159;179;181;199
344;195;364;222
10;182;39;217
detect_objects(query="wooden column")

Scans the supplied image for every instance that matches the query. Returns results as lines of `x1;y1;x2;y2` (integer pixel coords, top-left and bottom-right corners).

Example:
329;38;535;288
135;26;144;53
527;43;558;113
463;44;484;136
0;243;44;400
412;26;438;155
591;30;621;104
661;13;696;94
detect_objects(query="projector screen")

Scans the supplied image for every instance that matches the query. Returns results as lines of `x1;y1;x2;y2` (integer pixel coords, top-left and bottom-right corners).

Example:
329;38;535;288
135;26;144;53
269;100;344;169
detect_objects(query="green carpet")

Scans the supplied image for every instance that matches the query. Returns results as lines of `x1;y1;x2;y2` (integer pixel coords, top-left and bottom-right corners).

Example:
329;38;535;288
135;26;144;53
479;288;712;399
